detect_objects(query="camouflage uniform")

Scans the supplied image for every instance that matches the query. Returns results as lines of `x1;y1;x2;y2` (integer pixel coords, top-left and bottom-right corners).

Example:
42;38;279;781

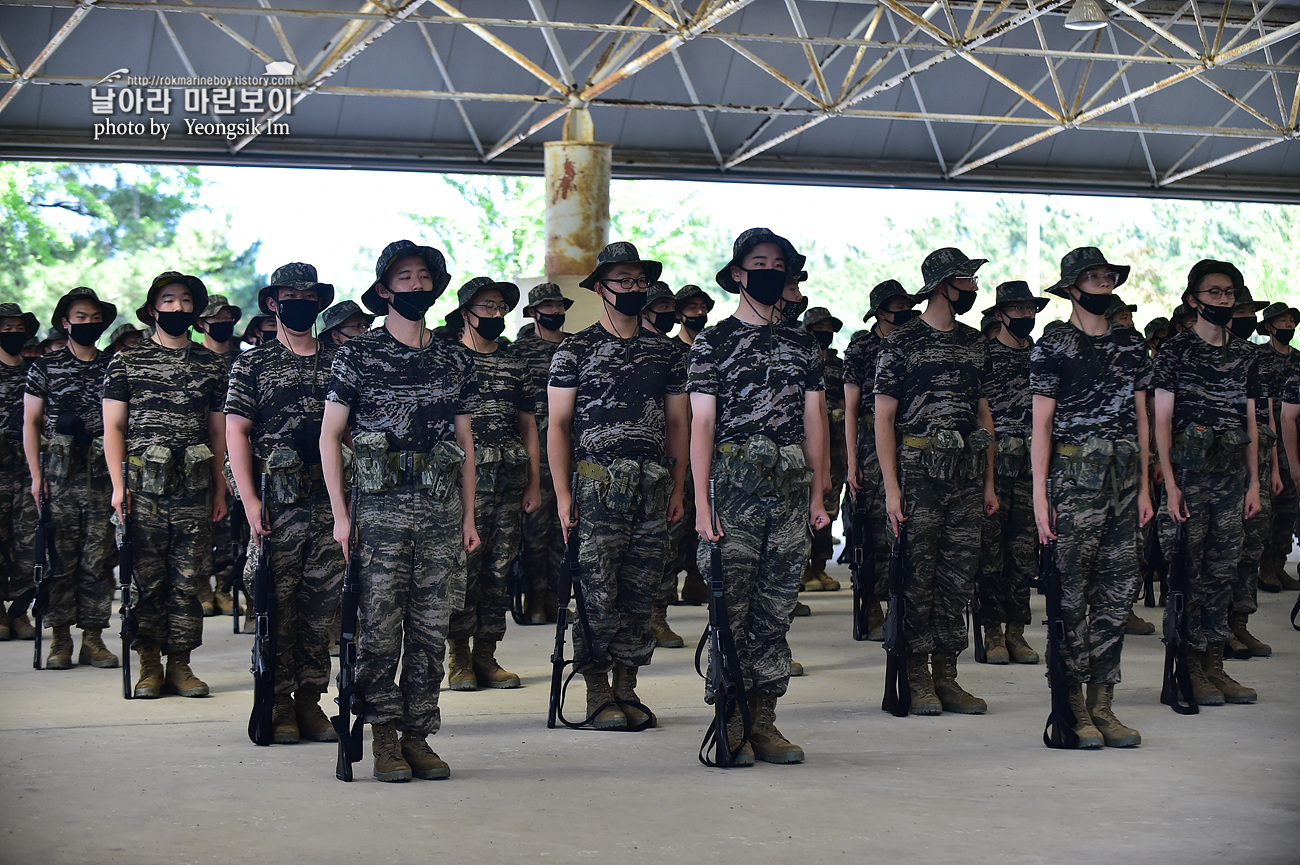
661;334;698;603
326;327;476;735
875;318;990;656
549;325;686;673
225;340;343;699
689;316;822;698
813;347;847;568
1;357;36;607
1235;343;1274;617
512;330;565;601
1153;328;1259;651
1031;323;1151;684
103;339;227;653
1257;342;1299;568
843;329;892;599
25;348;116;630
204;347;240;609
448;343;534;643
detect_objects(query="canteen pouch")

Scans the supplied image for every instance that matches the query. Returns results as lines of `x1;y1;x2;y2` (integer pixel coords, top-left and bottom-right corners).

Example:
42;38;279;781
182;443;214;492
46;433;76;481
87;436;107;482
1113;438;1141;491
136;444;175;496
994;435;1029;479
430;440;467;499
1210;427;1251;471
920;429;964;481
640;460;672;514
776;444;812;492
736;434;780;495
1067;435;1114;492
1172;424;1214;473
291;419;323;467
963;428;994;480
604;458;643;513
1257;425;1278;453
502;442;530;468
266;446;305;504
352;431;392;493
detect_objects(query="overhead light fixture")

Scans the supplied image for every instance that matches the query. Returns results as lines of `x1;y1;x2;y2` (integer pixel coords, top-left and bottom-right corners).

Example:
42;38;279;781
1064;0;1109;30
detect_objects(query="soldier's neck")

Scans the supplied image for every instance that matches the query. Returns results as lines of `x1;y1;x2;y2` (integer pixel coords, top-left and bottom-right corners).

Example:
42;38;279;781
1192;316;1228;347
600;310;640;339
1068;306;1109;337
536;324;564;343
677;330;696;346
152;330;190;350
384;315;430;349
995;328;1028;350
0;349;20;366
1270;338;1292;355
639;319;663;337
461;329;499;354
277;329;318;356
919;300;955;332
68;339;99;362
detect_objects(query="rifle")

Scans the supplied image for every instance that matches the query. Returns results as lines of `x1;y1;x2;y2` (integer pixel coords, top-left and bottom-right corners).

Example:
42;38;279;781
228;495;249;633
332;488;366;780
1139;524;1164;609
881;471;910;717
697;478;751;767
1038;479;1081;748
971;565;990;664
247;475;277;746
32;453;53;670
1159;472;1198;715
118;463;138;700
849;487;873;641
507;513;530;626
1290;591;1299;632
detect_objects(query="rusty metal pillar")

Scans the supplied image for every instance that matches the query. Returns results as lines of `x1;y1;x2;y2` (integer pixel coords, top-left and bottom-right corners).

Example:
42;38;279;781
544;107;610;329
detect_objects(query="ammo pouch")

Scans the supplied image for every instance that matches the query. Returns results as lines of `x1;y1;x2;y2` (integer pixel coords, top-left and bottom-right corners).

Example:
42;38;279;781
912;428;964;482
1208;427;1250;471
87;436;107;483
994;435;1029;479
1064;435;1114;492
264;446;307;505
604;457;643;513
639;460;672;515
1257;425;1278;453
352;431;394;493
1112;438;1141;491
129;445;177;496
963;428;994;481
427;441;467;499
181;443;214;492
475;442;529;469
776;445;812;492
1171;424;1215;473
46;433;78;481
727;434;780;495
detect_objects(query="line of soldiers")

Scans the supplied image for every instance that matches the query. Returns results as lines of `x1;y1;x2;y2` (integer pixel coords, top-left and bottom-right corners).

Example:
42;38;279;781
0;232;1293;780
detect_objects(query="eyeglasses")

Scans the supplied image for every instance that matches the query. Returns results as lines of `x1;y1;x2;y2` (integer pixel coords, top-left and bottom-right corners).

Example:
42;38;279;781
1080;269;1119;284
600;276;651;291
470;302;509;315
1198;287;1237;302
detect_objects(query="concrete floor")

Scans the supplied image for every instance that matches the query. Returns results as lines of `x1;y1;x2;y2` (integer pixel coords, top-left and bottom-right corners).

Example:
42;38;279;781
1;561;1296;865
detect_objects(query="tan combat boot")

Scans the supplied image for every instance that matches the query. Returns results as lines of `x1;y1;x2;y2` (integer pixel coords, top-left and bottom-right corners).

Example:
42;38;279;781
1187;649;1225;706
866;600;885;642
1125;610;1156;635
198;578;216;617
1278;560;1300;591
584;671;627;730
78;627;119;668
650;602;684;649
1230;612;1271;658
748;693;804;764
612;664;656;728
809;558;840;591
371;723;412;782
1258;556;1283;593
472;638;521;689
981;624;1010;664
1086;683;1141;747
1004;622;1040;664
932;654;987;714
446;638;477;691
213;588;235;615
295;692;338;742
272;695;299;744
791;601;811;618
525;591;547;625
1225;633;1252;660
1067;685;1104;748
789;658;804;677
799;561;820;592
1204;643;1257;704
163;650;210;697
10;613;36;641
723;708;755;766
905;654;942;716
679;570;708;605
134;643;164;698
400;733;450;780
45;625;74;670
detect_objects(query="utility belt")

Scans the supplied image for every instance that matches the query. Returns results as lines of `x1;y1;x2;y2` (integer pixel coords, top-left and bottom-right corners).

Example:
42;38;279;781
1170;423;1250;474
475;442;530;468
577;454;672;514
126;443;215;497
994;434;1031;479
351;431;465;497
900;427;993;482
255;447;325;504
1053;435;1140;498
714;434;812;497
46;432;109;487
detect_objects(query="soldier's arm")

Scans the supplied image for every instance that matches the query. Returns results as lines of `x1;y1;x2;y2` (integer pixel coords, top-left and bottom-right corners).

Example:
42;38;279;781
102;397;129;521
665;392;690;523
320;400;351;553
1282;401;1300;489
226;413;263;537
844;382;861;492
874;393;901;534
803;390;830;530
1134;390;1154;527
1031;394;1056;542
815;391;831;496
1244;400;1261;519
207;410;227;522
690;392;719;540
977;397;998;517
1154;388;1185;522
454;413;480;553
1268;399;1283;495
22;393;45;502
547;385;577;536
517;409;541;514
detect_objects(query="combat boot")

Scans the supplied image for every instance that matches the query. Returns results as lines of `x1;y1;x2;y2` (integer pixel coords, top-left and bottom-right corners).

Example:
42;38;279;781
799;561;820;592
10;612;35;641
789;659;804;677
272;695;299;744
905;655;942;716
242;612;255;634
1204;643;1257;704
45;625;74;670
525;591;547;625
612;664;656;728
1225;634;1252;660
133;643;164;699
1086;683;1140;747
1067;685;1104;749
981;624;1009;664
1187;650;1225;706
1125;610;1156;635
295;692;338;742
791;601;811;618
1278;560;1300;590
1258;556;1282;593
931;654;987;714
472;638;520;689
1230;612;1272;657
371;723;412;782
650;602;684;648
400;733;450;779
747;693;804;764
679;570;708;605
198;579;216;616
213;589;235;615
866;600;885;642
446;638;477;691
1004;622;1040;664
723;708;755;766
0;608;11;640
163;650;209;697
584;671;627;730
809;559;840;591
78;627;119;668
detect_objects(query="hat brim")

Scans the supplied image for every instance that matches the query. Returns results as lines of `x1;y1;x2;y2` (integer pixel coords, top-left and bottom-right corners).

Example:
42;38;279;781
524;296;575;315
52;295;118;335
258;282;335;315
1046;261;1131;297
715;235;799;294
136;275;208;326
980;296;1051;317
377;246;453;292
200;303;243;321
675;292;715;313
580;259;664;291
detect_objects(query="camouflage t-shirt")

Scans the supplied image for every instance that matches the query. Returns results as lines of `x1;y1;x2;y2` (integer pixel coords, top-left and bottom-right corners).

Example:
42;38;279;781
842;329;881;439
102;339;228;453
459;343;535;448
326;327;477;450
688;316;824;447
549;324;687;458
1257;342;1299;425
986;338;1033;439
1030;323;1153;446
511;332;563;428
1;359;32;438
224;339;334;462
25;348;112;440
1153;328;1259;435
874;319;989;438
823;349;845;412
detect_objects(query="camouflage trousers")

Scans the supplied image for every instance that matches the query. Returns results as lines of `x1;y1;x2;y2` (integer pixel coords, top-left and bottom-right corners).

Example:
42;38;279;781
128;488;211;654
571;470;669;673
253;491;345;698
1234;451;1273;616
1158;467;1244;652
811;457;847;565
207;506;235;592
701;472;811;700
660;468;700;604
1266;442;1296;561
450;459;526;642
0;459;36;603
522;464;563;597
45;472;116;629
976;469;1035;627
355;486;466;736
856;442;892;599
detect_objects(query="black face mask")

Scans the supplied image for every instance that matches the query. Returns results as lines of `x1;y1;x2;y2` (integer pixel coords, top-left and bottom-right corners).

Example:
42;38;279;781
67;321;109;347
1073;289;1113;317
1004;317;1036;340
741;268;786;307
812;330;834;350
683;314;708;332
1273;328;1295;345
0;332;26;356
882;309;919;328
649;311;677;334
603;289;647;318
1230;316;1258;340
276;299;319;334
536;312;566;333
947;285;978;315
470;316;506;342
780;296;809;324
205;320;236;343
1198;303;1234;327
155;309;196;337
387;288;440;321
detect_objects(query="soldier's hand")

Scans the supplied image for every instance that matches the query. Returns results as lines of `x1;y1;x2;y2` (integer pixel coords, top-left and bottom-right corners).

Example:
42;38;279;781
667;492;684;524
113;488;132;523
1137;490;1154;528
462;519;481;553
1245;487;1261;520
809;504;831;531
1166;484;1188;523
884;488;906;536
983;488;999;517
1034;500;1056;543
846;464;861;494
246;496;269;539
29;476;48;503
522;483;541;515
333;516;351;560
696;510;722;542
1272;470;1284;497
557;492;577;542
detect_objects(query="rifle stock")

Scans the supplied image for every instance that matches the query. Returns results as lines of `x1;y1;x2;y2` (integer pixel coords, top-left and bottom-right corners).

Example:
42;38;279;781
32;453;50;670
229;497;248;634
1160;480;1198;715
849;488;872;641
248;475;277;746
698;478;750;767
332;488;365;780
1040;480;1081;748
547;473;579;729
881;472;910;717
118;462;137;700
